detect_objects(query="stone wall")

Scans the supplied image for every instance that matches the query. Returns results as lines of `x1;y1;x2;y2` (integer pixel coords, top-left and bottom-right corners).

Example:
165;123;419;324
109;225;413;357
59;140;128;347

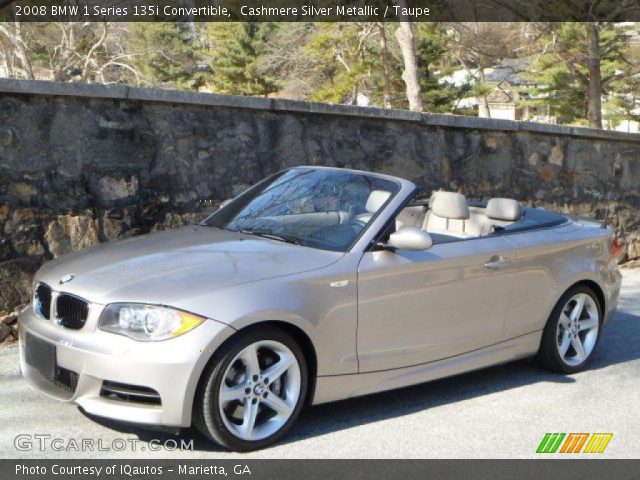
1;79;639;341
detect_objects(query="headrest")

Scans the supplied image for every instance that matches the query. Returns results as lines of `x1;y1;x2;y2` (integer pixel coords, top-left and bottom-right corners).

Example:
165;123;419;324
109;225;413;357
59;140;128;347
430;191;470;220
365;190;391;213
486;198;522;221
428;192;436;209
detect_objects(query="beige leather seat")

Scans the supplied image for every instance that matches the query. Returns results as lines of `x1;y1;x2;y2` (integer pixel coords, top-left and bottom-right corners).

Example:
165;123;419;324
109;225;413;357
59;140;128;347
355;190;392;224
466;197;523;236
486;198;522;227
423;191;473;238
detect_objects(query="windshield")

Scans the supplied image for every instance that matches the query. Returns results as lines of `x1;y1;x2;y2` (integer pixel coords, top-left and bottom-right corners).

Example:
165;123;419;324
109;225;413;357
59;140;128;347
204;168;400;252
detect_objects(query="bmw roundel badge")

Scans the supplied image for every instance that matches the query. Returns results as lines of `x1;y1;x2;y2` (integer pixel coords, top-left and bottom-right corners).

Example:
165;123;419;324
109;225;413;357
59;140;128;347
59;274;75;285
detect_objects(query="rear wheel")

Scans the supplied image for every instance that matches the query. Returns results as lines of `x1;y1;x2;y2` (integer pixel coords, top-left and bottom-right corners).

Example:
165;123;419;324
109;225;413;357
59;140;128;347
194;327;308;451
537;286;601;373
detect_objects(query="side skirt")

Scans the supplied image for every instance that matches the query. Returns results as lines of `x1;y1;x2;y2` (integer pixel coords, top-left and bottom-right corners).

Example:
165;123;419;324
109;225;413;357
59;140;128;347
312;331;541;405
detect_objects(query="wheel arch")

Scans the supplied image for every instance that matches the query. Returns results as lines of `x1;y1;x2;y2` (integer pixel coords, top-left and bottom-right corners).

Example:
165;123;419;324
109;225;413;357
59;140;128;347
193;320;319;410
566;279;606;315
536;278;605;373
249;320;318;406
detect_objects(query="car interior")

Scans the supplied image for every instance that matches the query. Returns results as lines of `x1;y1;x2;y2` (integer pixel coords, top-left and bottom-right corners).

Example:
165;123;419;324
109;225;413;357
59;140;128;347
394;191;524;244
252;189;525;248
214;166;536;250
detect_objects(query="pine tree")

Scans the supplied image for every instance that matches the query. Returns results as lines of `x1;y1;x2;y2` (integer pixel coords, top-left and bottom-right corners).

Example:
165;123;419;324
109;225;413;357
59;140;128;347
129;23;205;90
302;22;474;111
303;23;375;105
603;71;640;131
202;22;279;97
524;23;635;128
303;22;410;108
415;23;474;114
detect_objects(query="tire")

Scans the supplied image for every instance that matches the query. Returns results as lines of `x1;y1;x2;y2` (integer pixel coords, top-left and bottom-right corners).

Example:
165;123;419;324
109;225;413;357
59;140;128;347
536;285;602;374
193;326;308;451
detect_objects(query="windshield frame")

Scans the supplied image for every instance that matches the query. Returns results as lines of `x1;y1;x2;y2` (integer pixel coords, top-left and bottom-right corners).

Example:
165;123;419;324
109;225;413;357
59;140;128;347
202;167;410;253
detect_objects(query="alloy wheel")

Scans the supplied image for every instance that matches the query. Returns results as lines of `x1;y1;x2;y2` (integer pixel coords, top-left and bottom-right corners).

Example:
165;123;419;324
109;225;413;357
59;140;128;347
556;293;599;367
218;340;301;441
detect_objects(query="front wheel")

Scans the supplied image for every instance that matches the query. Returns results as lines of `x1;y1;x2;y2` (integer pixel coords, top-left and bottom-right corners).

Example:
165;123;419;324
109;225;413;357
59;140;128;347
193;327;308;451
537;286;602;373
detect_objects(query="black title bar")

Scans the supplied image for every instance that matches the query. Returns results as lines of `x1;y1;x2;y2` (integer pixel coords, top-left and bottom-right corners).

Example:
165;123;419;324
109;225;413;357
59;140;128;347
1;0;640;22
3;460;640;480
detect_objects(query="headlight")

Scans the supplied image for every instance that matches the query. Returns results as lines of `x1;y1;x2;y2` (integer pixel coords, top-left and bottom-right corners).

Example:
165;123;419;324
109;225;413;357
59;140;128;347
99;304;205;341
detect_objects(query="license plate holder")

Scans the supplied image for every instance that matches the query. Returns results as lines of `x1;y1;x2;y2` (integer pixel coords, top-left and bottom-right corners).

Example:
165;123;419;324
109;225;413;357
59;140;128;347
25;332;57;380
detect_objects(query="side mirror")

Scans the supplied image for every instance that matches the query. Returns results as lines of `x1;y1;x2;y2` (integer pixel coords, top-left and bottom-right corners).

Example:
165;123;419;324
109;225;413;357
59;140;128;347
386;227;433;251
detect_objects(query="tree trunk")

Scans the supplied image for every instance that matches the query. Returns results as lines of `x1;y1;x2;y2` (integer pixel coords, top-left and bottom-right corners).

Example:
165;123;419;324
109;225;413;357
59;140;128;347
0;41;12;77
393;1;423;112
478;67;491;119
586;22;603;129
9;22;34;79
377;22;393;109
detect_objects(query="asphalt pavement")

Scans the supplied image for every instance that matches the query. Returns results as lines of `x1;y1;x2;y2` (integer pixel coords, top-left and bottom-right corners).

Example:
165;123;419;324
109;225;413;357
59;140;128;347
1;269;639;459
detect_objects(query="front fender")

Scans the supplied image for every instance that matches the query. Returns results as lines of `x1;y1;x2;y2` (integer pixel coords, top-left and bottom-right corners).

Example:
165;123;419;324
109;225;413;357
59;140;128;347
173;253;361;377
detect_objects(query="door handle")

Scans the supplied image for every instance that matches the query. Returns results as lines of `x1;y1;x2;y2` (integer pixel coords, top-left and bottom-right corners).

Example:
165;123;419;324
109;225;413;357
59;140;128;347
484;256;510;269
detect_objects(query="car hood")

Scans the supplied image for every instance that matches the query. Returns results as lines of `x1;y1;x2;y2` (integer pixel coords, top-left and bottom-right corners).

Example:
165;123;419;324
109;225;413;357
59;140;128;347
36;226;342;305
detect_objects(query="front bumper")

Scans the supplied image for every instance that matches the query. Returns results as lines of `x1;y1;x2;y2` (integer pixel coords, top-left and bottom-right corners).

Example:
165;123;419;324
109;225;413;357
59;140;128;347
19;305;235;427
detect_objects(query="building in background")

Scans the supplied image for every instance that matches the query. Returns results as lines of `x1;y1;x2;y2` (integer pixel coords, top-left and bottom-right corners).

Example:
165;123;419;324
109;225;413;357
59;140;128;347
444;58;639;133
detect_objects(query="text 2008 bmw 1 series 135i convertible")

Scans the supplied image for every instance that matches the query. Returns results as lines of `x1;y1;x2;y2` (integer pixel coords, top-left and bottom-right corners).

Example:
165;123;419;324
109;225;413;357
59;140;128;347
19;166;622;451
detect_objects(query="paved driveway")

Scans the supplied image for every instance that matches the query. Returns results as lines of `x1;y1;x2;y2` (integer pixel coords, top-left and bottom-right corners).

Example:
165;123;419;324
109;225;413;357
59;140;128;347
1;269;639;459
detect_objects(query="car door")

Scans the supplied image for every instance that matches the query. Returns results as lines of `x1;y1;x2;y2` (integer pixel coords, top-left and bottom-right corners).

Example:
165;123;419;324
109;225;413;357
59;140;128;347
356;236;518;373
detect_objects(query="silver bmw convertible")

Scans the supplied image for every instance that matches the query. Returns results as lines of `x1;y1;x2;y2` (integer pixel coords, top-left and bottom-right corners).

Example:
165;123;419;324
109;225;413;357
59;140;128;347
19;166;621;451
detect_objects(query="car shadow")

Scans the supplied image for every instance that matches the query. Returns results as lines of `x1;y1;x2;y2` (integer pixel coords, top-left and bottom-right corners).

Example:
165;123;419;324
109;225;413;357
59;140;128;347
80;304;640;453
